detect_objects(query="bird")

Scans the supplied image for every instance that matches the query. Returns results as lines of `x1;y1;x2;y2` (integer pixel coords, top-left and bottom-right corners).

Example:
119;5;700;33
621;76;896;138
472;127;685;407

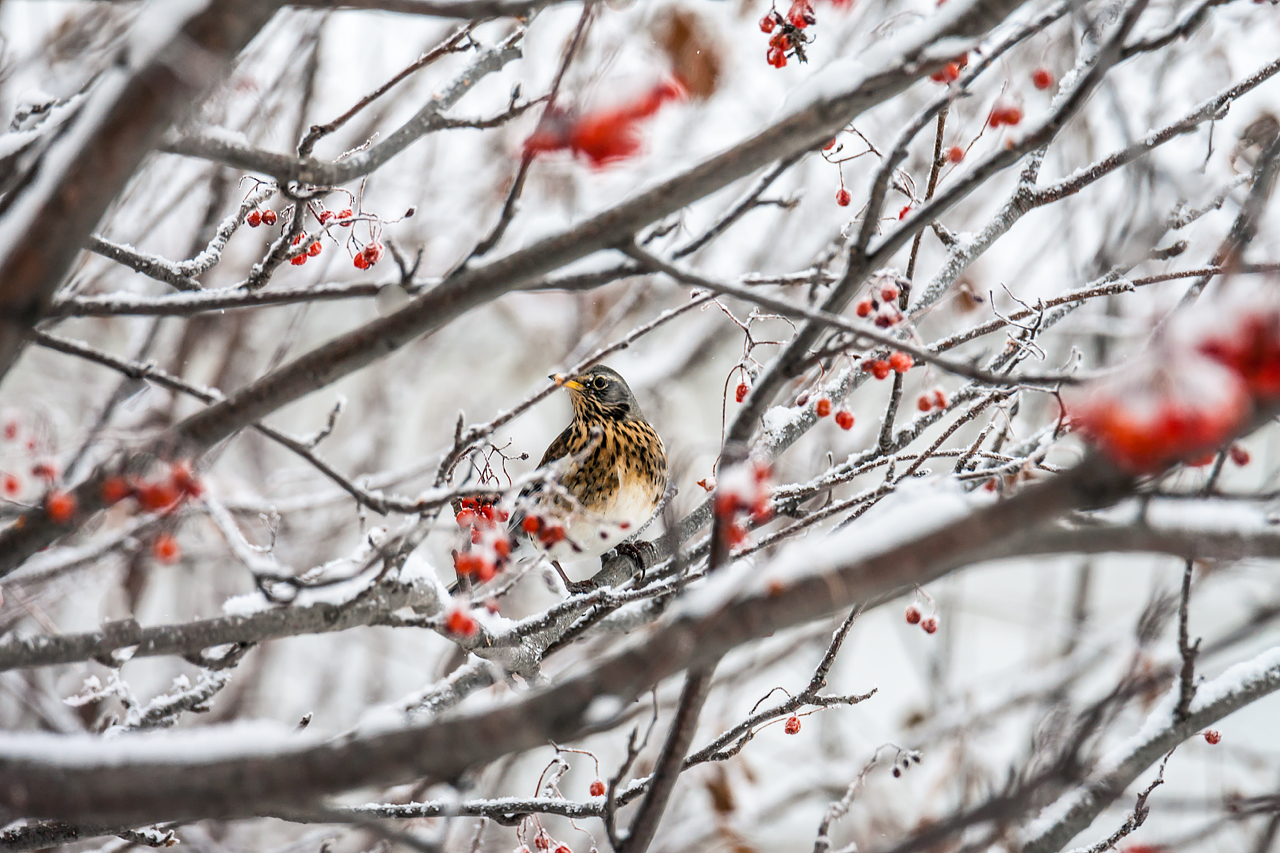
510;364;667;589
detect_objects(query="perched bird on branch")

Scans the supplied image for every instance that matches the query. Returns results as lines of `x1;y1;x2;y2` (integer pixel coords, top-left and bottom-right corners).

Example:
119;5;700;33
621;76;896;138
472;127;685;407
511;364;667;590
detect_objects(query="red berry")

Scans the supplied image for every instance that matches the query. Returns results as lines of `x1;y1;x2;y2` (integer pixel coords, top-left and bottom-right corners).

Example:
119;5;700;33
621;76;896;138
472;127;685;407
317;210;334;225
835;409;854;430
2;473;20;497
815;397;832;417
308;240;322;257
554;847;572;853
933;389;948;409
353;253;370;270
917;395;933;412
101;477;132;505
759;14;776;32
2;421;17;440
823;138;837;151
871;360;891;380
45;489;77;523
1031;67;1054;90
898;204;912;220
540;524;567;545
1203;729;1221;745
767;46;787;68
1002;106;1023;125
929;61;960;83
786;0;814;28
1230;444;1251;466
855;297;874;317
31;461;57;481
879;282;900;303
152;533;181;564
920;616;939;634
534;833;552;851
361;244;383;266
521;515;542;533
945;145;964;163
905;604;922;624
784;716;801;735
261;209;277;225
889;351;914;373
291;254;307;266
171;461;202;498
456;508;477;527
246;210;262;227
492;537;511;558
735;382;750;403
139;480;181;513
835;187;852;206
337;208;354;224
445;608;478;637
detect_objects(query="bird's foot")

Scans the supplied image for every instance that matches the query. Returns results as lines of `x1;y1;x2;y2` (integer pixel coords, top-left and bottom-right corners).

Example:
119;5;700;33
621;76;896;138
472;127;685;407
613;540;656;582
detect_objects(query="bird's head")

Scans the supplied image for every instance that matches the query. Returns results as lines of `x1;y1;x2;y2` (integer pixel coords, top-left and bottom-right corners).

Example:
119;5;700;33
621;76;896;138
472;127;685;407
551;365;643;421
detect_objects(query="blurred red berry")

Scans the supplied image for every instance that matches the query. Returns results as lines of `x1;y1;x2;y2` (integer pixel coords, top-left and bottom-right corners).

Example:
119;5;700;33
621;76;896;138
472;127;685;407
308;240;322;257
337;208;354;224
835;409;854;430
855;297;874;317
905;604;922;624
317;210;334;225
917;395;933;412
945;145;964;163
889;351;914;373
290;255;307;266
445;608;478;637
261;209;277;225
45;489;76;523
879;282;900;302
521;515;542;533
139;480;181;513
898;204;912;219
2;473;20;497
823;138;837;151
767;46;787;68
786;0;815;28
871;360;891;380
590;779;606;797
759;13;776;32
815;397;832;417
152;533;181;564
246;210;262;227
1203;729;1221;745
784;716;801;734
353;253;370;270
31;461;56;481
1230;444;1251;466
534;833;552;851
929;61;960;83
1031;67;1054;90
835;187;852;206
361;244;383;267
2;421;17;441
933;389;948;409
736;382;750;403
456;508;477;527
101;477;132;505
921;616;939;634
171;461;202;498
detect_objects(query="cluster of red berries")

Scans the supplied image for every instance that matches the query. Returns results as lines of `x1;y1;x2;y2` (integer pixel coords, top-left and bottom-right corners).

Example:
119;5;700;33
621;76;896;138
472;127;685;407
99;460;205;516
905;603;939;634
987;102;1024;128
759;0;814;68
245;208;278;227
1068;331;1257;473
928;52;968;84
812;395;855;430
519;512;571;550
714;458;773;548
861;351;914;381
854;280;906;329
523;830;572;853
916;388;949;412
352;242;383;270
289;233;323;266
444;605;479;637
453;497;513;583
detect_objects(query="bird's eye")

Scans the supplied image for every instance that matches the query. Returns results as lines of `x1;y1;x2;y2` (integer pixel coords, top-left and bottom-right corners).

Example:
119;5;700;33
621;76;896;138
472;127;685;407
593;376;609;390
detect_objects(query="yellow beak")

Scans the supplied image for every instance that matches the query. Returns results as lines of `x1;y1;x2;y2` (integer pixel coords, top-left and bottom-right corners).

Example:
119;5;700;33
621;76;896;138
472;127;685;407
551;373;584;391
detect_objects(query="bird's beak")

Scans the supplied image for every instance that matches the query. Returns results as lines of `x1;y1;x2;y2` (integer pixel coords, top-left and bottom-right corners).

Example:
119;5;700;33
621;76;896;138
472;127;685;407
551;373;584;391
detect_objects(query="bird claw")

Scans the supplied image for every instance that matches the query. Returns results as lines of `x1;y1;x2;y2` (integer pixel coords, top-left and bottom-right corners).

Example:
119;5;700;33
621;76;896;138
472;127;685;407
552;561;596;595
613;540;655;580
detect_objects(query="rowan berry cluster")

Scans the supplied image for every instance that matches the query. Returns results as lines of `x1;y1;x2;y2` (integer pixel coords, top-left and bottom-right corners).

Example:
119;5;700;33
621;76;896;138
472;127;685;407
759;1;814;68
715;458;773;548
987;102;1024;128
1069;288;1280;473
905;600;939;634
928;52;968;84
811;394;855;430
916;388;949;411
444;606;479;637
453;497;513;582
861;351;914;381
854;279;906;329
